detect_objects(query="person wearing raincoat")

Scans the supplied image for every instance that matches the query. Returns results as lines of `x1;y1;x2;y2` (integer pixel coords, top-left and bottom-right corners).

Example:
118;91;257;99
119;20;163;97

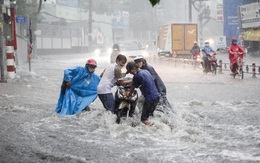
134;56;166;95
228;38;244;74
55;59;101;116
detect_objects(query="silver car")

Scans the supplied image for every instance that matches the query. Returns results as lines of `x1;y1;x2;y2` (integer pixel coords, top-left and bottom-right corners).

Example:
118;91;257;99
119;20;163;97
110;41;149;63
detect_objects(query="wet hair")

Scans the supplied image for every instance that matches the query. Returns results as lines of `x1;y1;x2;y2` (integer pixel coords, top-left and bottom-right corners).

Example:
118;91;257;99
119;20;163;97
116;54;127;62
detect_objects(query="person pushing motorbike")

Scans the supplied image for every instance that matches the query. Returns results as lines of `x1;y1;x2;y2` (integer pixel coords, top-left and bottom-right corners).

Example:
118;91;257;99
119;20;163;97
228;38;244;75
133;56;175;114
126;61;160;126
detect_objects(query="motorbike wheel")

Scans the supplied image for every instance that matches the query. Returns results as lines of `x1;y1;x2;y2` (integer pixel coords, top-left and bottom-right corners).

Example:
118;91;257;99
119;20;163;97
239;69;244;80
206;65;210;74
231;73;235;79
212;64;217;75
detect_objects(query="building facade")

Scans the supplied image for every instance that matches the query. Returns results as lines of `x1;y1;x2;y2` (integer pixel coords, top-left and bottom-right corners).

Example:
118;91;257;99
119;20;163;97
36;1;113;54
223;0;260;56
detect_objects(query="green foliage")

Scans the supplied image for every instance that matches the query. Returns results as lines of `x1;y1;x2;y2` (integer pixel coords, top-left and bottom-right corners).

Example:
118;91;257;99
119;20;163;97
3;13;10;24
16;0;39;22
149;0;160;7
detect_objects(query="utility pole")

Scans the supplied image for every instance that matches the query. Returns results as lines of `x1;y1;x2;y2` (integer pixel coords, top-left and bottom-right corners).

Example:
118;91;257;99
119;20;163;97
189;0;192;22
189;0;210;46
0;0;6;82
88;0;92;53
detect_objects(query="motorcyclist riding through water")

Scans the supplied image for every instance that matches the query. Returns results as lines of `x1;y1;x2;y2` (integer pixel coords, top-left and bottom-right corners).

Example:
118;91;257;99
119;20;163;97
228;38;244;75
190;41;201;60
201;40;216;72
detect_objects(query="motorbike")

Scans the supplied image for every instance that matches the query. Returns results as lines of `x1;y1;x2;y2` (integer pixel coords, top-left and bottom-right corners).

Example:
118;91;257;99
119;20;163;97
230;52;244;79
202;51;217;75
193;52;202;61
192;52;202;68
114;78;138;124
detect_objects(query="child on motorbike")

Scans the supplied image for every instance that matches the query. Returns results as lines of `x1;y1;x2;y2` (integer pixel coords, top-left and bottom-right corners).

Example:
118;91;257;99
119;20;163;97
126;61;160;126
201;40;216;72
228;38;244;75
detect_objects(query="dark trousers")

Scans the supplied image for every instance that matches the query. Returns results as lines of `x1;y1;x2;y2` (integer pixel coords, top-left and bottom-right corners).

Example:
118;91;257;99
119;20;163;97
98;93;115;113
141;98;159;121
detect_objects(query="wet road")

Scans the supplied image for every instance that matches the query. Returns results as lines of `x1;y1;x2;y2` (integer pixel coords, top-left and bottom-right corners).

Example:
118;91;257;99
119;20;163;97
0;53;260;163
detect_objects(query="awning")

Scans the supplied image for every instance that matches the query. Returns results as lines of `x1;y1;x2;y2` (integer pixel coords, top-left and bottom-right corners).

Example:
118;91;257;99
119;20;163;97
242;30;260;41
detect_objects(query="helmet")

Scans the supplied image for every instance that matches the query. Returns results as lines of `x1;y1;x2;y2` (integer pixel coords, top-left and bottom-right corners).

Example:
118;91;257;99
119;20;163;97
204;40;209;46
86;59;97;66
232;37;237;42
231;37;238;45
134;56;144;62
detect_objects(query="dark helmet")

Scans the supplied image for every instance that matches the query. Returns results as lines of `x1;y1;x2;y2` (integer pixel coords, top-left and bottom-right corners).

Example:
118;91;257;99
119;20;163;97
231;38;237;45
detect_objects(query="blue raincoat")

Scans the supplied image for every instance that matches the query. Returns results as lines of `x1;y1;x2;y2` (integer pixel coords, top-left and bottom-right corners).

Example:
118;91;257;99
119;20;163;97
55;66;100;116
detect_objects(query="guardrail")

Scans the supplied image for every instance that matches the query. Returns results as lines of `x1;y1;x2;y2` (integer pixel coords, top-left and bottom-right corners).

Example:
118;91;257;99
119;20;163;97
221;61;259;78
154;56;260;78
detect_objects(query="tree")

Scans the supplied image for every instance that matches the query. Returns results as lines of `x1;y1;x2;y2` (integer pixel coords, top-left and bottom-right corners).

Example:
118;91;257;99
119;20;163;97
149;0;160;6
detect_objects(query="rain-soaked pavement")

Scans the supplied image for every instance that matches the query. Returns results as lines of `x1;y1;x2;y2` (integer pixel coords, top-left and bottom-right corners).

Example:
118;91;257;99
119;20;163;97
0;52;260;163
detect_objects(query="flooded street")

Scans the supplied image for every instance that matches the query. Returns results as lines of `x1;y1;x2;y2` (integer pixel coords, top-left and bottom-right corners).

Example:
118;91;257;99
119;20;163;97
1;53;260;163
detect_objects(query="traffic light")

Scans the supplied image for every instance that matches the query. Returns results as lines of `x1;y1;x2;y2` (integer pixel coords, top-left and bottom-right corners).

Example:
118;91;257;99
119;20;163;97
3;13;10;24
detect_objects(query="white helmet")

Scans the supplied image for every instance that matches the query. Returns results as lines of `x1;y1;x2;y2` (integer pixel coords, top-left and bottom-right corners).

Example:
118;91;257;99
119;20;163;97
134;56;144;61
204;40;209;46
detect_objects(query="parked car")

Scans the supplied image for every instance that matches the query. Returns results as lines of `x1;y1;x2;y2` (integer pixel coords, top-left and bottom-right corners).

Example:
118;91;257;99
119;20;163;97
110;41;149;63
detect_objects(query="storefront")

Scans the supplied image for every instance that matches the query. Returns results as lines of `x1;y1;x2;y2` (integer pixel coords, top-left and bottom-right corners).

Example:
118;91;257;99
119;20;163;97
241;29;260;55
239;2;260;56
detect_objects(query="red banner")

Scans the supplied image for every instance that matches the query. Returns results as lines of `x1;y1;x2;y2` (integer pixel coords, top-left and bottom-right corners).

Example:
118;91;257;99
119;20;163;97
11;8;17;50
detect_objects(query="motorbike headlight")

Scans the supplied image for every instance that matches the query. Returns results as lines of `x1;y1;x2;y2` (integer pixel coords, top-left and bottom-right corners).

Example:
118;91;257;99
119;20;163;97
142;50;149;58
94;49;101;55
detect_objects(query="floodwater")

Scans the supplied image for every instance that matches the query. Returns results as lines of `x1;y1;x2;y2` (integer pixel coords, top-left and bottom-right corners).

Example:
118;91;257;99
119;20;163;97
0;52;260;163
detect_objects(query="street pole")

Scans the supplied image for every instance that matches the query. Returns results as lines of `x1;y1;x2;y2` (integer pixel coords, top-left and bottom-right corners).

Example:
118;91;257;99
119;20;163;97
88;0;92;53
199;1;203;47
10;6;17;69
189;0;192;22
28;18;32;72
0;0;6;82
